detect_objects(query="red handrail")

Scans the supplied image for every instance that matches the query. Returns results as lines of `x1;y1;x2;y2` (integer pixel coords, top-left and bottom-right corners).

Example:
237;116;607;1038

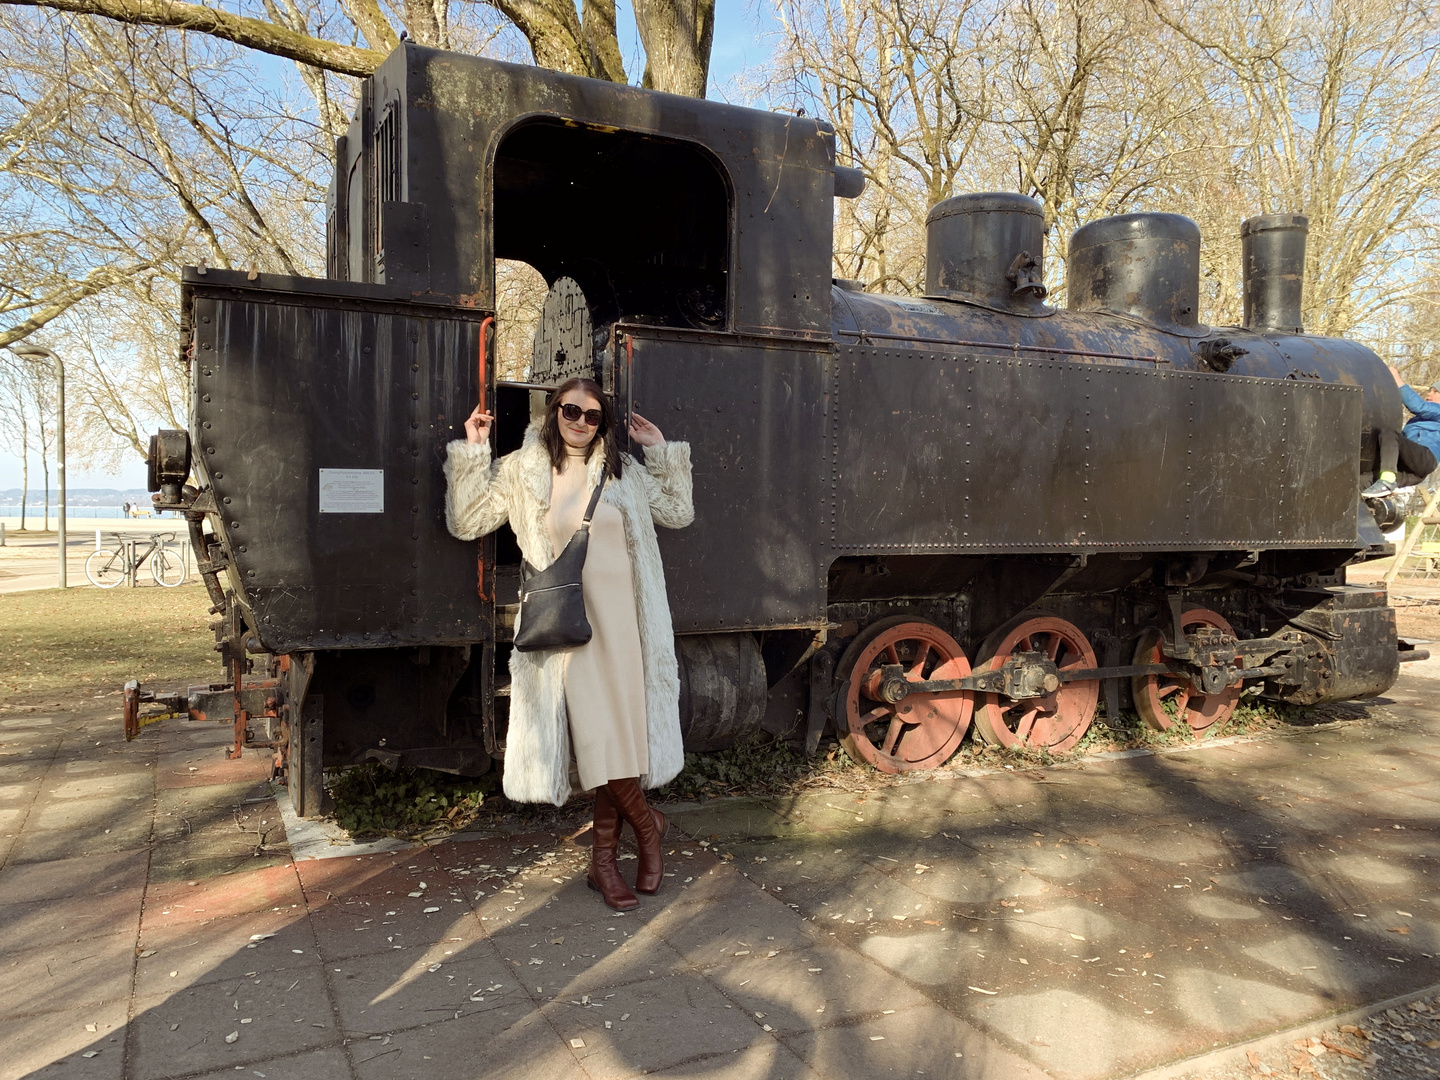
478;315;494;406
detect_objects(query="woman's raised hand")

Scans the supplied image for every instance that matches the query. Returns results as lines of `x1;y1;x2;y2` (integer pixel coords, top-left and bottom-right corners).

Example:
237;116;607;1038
628;412;666;448
465;404;495;445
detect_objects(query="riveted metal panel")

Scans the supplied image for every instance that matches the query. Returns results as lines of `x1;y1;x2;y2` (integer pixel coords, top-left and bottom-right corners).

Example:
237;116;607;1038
187;272;490;652
622;327;830;631
831;347;1361;553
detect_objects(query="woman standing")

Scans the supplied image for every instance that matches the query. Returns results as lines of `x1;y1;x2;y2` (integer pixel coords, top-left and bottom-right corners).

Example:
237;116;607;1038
444;377;694;910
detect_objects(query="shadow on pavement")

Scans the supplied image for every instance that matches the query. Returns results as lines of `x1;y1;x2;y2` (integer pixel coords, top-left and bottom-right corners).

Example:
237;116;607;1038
8;696;1440;1079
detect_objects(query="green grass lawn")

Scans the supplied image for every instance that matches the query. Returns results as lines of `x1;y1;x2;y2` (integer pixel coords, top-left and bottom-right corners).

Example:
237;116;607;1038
1;583;221;702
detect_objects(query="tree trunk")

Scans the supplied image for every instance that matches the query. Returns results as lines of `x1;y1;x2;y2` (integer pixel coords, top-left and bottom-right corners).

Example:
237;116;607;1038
633;0;714;96
488;0;592;77
582;0;627;83
18;412;28;532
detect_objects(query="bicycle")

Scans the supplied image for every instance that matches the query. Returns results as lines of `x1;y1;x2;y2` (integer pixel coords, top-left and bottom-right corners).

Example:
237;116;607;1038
85;531;187;589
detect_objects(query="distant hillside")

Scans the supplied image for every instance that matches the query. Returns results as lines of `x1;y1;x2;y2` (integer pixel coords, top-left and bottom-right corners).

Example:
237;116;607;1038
1;489;151;507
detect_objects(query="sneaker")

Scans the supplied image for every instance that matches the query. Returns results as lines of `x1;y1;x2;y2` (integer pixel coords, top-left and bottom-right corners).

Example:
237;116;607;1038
1362;478;1398;499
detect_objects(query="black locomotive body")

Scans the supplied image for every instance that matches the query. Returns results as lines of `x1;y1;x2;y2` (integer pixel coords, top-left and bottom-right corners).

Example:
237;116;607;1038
140;45;1421;815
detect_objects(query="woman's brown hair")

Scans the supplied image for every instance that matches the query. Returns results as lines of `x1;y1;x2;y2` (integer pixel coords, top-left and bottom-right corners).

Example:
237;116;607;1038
542;377;623;479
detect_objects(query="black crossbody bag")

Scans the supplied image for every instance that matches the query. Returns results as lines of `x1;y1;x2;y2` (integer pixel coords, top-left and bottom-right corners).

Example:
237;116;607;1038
514;475;607;652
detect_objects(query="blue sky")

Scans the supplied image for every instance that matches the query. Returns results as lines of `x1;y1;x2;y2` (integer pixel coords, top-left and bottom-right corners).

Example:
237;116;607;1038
0;2;778;492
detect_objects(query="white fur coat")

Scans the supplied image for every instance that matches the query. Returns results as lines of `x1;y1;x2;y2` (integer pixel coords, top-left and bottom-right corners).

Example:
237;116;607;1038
444;422;694;805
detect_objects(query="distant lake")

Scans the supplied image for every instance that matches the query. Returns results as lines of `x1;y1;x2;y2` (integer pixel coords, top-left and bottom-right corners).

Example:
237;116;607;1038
0;506;178;519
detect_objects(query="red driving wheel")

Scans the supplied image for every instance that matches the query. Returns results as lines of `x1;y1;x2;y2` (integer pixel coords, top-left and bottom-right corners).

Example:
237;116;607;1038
837;617;973;773
973;613;1099;753
1132;607;1241;738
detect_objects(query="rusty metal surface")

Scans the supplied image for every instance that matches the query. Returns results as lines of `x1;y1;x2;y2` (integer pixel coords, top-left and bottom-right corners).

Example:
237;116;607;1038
830;286;1400;471
972;614;1100;752
348;45;838;339
836;618;973;773
621;326;831;632
186;272;490;652
830;345;1363;553
1131;608;1242;737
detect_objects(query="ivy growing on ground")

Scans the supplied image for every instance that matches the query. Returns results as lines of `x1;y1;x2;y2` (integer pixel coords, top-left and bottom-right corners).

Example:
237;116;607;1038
323;698;1342;839
653;734;852;802
326;763;497;838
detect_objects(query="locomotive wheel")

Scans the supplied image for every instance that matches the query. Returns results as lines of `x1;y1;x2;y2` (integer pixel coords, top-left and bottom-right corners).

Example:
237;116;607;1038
1132;608;1241;738
836;616;973;773
973;614;1099;753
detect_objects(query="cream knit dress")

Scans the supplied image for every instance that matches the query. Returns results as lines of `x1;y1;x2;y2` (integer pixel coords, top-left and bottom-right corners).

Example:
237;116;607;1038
547;489;649;791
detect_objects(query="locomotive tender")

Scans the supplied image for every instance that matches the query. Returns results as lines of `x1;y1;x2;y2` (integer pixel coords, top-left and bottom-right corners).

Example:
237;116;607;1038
133;45;1423;816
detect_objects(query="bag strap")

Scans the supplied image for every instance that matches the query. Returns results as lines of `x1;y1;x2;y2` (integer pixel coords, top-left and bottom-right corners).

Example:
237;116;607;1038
581;472;607;527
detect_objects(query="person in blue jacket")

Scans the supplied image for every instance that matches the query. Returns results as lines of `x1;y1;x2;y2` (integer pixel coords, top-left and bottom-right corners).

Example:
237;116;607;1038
1364;364;1440;497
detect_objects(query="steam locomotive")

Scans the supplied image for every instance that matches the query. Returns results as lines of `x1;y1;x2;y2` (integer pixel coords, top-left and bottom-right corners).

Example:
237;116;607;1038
129;45;1422;816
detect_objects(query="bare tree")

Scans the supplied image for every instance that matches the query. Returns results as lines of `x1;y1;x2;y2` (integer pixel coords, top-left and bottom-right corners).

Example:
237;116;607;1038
0;0;716;94
0;353;32;528
1152;0;1440;342
494;259;548;381
767;0;1440;360
20;358;56;530
0;16;333;471
772;0;998;291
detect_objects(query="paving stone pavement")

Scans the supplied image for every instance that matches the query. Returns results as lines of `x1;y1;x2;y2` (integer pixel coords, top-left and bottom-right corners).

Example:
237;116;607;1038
4;672;1440;1080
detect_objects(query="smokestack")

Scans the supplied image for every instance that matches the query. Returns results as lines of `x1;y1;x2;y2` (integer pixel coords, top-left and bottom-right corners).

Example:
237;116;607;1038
1067;213;1202;329
1241;213;1308;333
924;193;1048;314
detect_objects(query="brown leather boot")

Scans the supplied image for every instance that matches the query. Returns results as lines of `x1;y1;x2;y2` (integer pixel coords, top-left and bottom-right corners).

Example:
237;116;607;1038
586;786;638;911
608;778;668;895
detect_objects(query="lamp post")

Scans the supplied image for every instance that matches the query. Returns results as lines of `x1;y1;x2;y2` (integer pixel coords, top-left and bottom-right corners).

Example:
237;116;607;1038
10;345;65;588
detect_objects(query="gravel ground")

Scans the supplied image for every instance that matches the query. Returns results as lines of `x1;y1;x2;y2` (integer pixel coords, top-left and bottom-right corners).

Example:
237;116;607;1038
1179;994;1440;1080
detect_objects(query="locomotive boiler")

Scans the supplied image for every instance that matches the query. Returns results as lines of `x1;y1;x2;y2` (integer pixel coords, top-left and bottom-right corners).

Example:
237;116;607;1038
129;44;1424;817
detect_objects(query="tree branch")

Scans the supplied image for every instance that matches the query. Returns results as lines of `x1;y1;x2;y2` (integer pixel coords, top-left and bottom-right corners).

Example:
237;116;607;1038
0;0;387;77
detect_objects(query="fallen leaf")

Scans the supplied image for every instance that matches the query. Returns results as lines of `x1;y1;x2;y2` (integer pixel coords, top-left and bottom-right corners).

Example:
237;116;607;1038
1320;1039;1364;1061
1340;1025;1370;1040
923;920;941;926
1388;926;1411;934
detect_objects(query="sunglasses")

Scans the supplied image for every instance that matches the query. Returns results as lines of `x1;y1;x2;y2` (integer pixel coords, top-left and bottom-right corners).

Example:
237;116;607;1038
559;403;603;427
